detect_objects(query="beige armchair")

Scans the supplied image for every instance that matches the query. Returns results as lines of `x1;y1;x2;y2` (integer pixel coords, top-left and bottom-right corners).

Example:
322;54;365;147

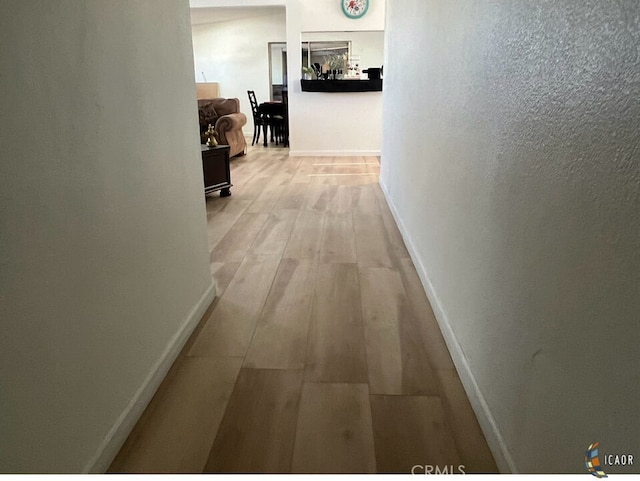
198;98;247;157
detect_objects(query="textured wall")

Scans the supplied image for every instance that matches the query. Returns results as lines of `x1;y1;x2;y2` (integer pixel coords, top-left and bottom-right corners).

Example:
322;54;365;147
381;0;639;473
0;0;213;472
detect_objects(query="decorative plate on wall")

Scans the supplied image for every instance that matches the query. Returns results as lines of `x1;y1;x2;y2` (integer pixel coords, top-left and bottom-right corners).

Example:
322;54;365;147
342;0;369;19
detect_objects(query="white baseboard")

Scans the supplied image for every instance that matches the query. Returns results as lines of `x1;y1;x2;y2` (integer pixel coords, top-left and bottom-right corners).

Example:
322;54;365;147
83;280;217;473
289;150;381;157
378;179;517;474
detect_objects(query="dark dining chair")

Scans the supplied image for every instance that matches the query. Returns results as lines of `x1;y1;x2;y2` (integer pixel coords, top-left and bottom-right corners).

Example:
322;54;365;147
267;107;285;146
247;90;264;146
249;90;288;147
260;93;288;147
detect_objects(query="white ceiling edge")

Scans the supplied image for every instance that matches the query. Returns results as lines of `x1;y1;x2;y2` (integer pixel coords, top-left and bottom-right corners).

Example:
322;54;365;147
190;0;285;7
190;5;285;25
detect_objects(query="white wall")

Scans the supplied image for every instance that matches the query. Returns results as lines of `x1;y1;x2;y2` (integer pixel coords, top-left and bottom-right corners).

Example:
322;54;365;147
286;0;385;155
191;9;286;136
0;0;214;473
381;0;640;474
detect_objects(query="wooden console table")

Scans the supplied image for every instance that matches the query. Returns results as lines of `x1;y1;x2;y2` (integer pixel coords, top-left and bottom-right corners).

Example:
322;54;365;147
201;144;232;197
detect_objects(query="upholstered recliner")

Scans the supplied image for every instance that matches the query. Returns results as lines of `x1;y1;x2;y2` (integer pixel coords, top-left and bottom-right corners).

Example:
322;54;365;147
198;98;247;157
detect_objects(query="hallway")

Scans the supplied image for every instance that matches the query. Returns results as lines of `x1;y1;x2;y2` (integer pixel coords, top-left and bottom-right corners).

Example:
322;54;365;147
108;144;497;473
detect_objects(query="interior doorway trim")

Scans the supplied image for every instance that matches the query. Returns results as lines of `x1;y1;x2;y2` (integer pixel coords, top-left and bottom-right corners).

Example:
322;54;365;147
268;41;287;102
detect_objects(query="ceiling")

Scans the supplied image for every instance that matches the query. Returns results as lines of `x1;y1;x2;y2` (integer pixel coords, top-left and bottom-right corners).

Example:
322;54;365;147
189;6;285;25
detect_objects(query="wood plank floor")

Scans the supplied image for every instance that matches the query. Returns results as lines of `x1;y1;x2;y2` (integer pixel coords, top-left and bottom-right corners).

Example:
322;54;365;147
108;143;498;474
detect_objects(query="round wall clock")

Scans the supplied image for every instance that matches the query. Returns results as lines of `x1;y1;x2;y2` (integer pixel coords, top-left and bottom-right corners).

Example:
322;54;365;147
342;0;369;19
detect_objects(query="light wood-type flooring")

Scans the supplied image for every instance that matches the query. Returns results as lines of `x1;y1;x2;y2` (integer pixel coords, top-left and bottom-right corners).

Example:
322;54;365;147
108;143;498;474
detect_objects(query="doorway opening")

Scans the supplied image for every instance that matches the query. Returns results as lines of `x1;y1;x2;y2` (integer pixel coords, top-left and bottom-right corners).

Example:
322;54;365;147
268;42;287;102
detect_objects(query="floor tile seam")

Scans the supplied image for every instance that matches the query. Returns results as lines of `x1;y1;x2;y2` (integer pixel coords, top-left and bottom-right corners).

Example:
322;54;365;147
393;263;445;379
199;364;304;472
299;380;370;387
378;377;465;464
244;183;288;215
239;255;290;365
287;367;307;474
353;263;372;389
243;156;294;216
237;211;274;256
183;353;245;361
270;207;307;261
193;254;281;359
277;193;322;469
350;203;363;264
355;261;379;475
363;381;379;474
179;296;219;358
290;381;377;474
206;203;253;260
430;367;485;466
300;256;323;381
197;358;245;474
235;366;305;372
242;258;317;371
369;392;444;399
188;260;249;327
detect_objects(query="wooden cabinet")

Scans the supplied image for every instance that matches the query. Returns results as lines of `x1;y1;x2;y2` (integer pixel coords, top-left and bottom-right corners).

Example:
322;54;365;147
201;144;232;197
300;79;383;92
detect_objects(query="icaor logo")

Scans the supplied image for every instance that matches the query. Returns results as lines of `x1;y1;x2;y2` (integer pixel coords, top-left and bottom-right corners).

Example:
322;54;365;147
585;442;607;478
